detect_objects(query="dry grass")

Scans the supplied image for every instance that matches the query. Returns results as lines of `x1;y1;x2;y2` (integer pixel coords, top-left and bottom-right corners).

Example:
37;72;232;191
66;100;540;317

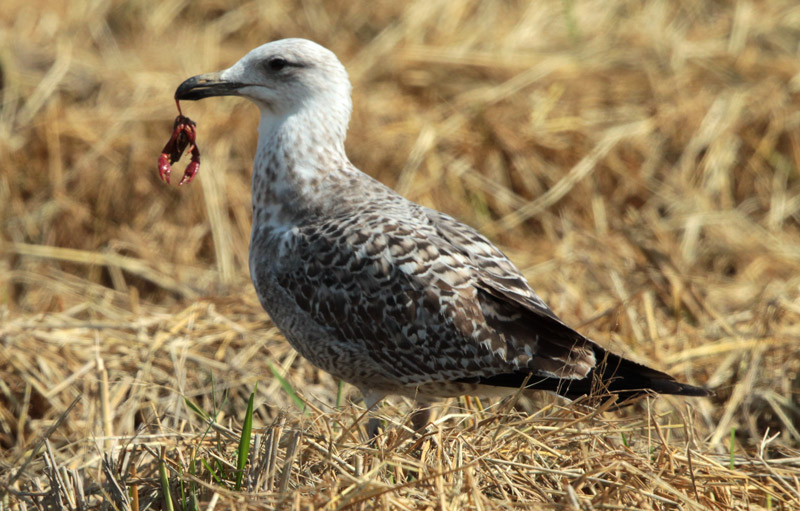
2;0;800;509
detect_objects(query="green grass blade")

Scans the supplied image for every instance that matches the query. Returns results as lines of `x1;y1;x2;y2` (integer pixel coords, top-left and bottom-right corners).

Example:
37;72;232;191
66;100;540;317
235;384;257;491
178;466;186;511
184;397;210;421
158;448;174;511
268;362;306;413
210;373;231;420
201;458;223;486
189;456;199;511
336;380;345;409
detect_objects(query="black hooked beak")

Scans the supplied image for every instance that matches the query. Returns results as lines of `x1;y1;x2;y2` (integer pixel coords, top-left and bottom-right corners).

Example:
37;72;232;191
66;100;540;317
174;71;245;101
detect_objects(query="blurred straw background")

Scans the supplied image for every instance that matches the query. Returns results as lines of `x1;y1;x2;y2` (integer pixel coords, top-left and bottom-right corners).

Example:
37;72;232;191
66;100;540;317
1;0;800;509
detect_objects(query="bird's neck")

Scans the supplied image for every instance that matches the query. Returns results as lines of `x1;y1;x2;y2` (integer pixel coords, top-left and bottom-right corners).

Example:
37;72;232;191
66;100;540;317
251;107;350;227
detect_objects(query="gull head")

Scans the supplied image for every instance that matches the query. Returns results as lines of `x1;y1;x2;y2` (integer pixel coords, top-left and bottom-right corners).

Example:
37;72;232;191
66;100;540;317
175;39;352;131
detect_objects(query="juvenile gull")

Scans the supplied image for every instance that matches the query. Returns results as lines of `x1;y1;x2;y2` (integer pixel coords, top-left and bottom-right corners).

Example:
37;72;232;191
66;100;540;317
175;39;710;435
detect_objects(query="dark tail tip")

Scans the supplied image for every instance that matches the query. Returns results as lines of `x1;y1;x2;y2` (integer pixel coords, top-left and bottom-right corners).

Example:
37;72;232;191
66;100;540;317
456;350;713;403
595;353;714;400
658;380;714;398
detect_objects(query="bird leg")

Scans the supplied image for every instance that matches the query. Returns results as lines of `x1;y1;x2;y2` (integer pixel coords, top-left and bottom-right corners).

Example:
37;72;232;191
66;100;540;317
361;389;386;441
410;405;432;432
158;100;201;186
367;404;431;438
366;417;383;440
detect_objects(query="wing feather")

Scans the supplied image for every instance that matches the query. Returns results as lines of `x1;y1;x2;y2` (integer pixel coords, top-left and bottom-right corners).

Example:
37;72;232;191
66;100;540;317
270;205;599;390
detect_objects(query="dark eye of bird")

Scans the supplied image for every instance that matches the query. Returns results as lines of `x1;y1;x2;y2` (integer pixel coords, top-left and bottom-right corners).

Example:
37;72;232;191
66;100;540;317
268;57;289;72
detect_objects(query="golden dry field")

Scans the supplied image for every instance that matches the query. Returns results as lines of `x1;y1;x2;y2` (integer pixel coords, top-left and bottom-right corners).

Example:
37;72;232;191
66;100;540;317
2;0;800;509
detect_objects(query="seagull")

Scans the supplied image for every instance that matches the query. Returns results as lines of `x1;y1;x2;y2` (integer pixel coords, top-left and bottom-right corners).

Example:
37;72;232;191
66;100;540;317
174;39;710;436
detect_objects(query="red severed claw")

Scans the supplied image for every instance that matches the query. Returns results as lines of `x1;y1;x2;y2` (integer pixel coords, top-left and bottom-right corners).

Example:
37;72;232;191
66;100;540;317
158;152;172;183
179;144;201;186
158;100;201;185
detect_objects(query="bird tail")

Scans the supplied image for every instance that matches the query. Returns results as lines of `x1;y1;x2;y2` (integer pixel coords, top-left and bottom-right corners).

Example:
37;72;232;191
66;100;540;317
470;347;711;402
543;348;712;403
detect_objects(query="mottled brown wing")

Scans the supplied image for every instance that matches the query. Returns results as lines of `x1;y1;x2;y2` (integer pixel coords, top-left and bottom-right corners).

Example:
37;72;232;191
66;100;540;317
422;208;598;378
271;214;501;385
422;208;710;399
422;208;556;317
272;208;597;387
